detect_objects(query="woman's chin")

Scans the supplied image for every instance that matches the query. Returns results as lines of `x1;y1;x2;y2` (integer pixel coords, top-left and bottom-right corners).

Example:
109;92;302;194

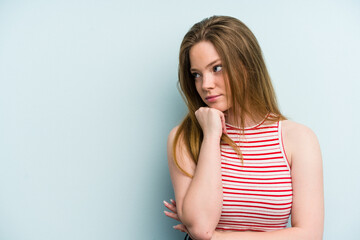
207;105;230;113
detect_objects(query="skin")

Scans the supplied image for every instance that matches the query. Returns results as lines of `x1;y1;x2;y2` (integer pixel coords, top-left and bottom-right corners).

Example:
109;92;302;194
165;41;324;240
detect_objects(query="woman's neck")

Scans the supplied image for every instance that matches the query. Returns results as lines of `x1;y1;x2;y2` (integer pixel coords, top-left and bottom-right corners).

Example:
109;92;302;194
225;110;267;128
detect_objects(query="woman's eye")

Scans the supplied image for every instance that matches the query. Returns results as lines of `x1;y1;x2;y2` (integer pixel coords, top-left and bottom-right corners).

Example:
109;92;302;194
191;72;200;79
213;65;222;72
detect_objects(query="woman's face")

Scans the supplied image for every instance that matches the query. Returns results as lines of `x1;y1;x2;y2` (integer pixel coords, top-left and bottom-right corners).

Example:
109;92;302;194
189;41;231;112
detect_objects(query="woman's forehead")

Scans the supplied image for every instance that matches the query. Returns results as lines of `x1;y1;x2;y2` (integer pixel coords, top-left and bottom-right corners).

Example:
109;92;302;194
189;41;221;70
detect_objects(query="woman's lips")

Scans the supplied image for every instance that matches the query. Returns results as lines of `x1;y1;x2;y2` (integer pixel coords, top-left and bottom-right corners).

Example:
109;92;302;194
205;95;221;102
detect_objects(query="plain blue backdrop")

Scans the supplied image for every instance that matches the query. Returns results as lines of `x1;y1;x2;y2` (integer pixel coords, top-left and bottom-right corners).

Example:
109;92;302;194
0;0;359;239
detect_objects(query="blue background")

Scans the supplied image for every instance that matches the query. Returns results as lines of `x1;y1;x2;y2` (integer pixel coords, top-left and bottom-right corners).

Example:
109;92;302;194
0;0;359;239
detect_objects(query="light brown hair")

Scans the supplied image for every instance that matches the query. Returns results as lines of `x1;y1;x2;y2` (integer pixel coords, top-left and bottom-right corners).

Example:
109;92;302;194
173;16;286;177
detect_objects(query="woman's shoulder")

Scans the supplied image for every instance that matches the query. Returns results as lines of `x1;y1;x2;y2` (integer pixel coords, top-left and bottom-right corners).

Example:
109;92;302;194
281;120;318;140
280;120;320;166
167;125;181;152
168;125;180;141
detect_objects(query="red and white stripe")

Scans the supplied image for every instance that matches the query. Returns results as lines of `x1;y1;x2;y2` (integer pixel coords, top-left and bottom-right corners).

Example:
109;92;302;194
216;121;292;232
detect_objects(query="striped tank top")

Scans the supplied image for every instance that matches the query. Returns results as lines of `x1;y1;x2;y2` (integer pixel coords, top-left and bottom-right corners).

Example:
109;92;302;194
216;120;292;232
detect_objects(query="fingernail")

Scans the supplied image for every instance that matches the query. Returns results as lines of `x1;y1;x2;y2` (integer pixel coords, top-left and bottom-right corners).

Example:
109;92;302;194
170;199;174;202
163;200;167;205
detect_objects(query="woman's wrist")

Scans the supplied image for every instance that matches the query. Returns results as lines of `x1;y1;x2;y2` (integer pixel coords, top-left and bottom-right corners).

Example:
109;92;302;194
202;133;222;142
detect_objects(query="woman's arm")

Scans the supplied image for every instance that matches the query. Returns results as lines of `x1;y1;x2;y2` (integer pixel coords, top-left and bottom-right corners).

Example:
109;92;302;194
167;108;225;240
211;120;324;240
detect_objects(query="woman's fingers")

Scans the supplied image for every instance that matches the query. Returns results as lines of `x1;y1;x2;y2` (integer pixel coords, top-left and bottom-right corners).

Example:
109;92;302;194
164;210;180;221
163;199;180;221
173;224;187;233
163;200;177;213
165;200;188;235
195;107;225;138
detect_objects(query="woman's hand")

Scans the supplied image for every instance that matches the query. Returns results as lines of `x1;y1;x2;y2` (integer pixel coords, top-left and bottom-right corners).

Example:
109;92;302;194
163;199;180;222
195;107;227;139
163;199;191;234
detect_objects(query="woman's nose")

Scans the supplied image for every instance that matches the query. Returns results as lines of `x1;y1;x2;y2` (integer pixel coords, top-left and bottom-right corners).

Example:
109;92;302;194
201;73;215;90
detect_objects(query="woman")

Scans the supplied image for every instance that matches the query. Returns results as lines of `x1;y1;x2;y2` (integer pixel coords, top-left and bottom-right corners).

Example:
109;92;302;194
164;16;324;240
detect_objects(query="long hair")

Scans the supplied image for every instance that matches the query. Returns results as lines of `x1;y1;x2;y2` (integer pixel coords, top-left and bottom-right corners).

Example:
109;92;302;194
173;16;286;177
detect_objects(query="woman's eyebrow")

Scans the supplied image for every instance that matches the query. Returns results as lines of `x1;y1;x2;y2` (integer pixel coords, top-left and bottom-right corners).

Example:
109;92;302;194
190;59;221;72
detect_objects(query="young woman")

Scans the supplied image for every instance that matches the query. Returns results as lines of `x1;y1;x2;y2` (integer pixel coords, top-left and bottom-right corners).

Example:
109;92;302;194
164;16;324;240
